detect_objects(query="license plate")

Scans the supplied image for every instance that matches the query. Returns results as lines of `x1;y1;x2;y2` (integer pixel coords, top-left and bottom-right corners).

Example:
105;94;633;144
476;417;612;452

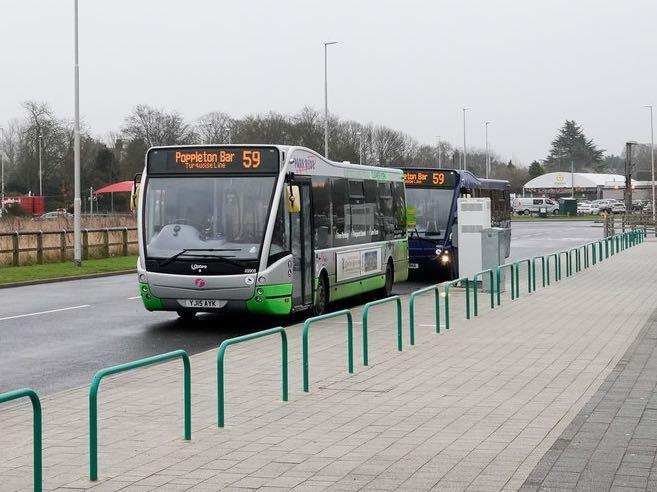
409;263;419;269
178;299;227;308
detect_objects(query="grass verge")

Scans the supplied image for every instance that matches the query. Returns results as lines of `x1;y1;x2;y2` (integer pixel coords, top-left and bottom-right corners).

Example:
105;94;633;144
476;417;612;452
0;255;137;285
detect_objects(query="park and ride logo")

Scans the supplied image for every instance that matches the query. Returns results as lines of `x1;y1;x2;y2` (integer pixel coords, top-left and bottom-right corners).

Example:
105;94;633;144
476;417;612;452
291;155;317;173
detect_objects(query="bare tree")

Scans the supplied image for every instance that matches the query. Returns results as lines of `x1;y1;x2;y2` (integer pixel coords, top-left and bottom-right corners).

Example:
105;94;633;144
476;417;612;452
123;105;196;146
196;112;233;144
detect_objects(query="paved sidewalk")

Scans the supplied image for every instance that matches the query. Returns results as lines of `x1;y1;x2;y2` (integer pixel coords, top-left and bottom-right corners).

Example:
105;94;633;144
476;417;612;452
0;241;655;491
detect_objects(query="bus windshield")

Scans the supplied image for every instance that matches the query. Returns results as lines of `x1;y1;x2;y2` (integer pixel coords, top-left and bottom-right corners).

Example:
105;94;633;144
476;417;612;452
143;176;276;261
405;187;454;238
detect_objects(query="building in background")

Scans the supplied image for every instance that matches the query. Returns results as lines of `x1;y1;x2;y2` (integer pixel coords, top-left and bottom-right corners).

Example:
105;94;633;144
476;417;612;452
523;172;639;200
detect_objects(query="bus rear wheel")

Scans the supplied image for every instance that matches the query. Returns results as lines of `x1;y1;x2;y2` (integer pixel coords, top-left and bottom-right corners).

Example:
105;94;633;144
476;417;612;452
176;309;197;321
379;261;394;298
313;274;328;316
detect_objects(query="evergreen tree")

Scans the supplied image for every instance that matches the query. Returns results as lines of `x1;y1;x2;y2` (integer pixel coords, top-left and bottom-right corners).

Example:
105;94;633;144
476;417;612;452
528;160;545;179
544;120;603;172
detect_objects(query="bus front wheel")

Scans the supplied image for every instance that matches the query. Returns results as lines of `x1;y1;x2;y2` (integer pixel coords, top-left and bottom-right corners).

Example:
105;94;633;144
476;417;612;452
313;273;328;316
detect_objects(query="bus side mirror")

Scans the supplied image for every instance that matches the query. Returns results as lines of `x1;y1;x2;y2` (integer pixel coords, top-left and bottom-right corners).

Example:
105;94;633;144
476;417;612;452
130;173;141;211
285;185;301;213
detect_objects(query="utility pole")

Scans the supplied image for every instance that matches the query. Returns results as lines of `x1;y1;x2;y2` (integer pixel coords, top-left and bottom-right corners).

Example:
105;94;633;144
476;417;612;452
645;105;655;221
323;41;338;158
625;141;637;213
571;160;575;198
38;133;43;196
73;0;82;266
462;107;470;170
356;131;363;165
485;122;491;178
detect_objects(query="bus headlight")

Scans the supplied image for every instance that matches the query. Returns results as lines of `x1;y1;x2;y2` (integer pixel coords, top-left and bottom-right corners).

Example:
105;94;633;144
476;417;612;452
256;288;264;295
138;273;147;283
435;248;442;256
258;276;267;284
440;253;450;265
141;284;149;293
255;296;263;303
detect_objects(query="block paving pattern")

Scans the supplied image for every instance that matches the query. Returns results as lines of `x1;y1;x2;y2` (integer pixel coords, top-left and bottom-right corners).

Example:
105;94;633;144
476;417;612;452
0;241;655;491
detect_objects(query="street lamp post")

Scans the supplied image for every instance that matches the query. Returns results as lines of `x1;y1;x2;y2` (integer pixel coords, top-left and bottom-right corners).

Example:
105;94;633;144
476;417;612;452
356;131;363;165
324;41;338;159
462;107;470;170
73;0;82;266
224;127;231;144
38;133;43;196
484;122;491;178
436;136;442;169
645;105;655;221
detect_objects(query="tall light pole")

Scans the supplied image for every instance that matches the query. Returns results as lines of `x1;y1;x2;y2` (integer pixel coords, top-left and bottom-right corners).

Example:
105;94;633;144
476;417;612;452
324;41;338;158
224;127;231;144
0;126;5;210
484;121;491;178
436;136;442;169
38;133;43;196
645;105;655;221
73;0;82;266
462;107;470;170
356;131;363;164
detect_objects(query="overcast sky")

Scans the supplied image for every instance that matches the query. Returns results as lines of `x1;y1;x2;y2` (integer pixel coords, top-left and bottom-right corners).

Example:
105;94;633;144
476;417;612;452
1;0;655;165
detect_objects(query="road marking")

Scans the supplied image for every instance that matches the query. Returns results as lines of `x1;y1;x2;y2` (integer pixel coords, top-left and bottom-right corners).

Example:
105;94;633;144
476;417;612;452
0;305;91;322
128;296;141;300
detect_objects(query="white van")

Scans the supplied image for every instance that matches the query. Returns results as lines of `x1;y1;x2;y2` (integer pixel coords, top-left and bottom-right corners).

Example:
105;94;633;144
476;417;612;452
512;197;559;215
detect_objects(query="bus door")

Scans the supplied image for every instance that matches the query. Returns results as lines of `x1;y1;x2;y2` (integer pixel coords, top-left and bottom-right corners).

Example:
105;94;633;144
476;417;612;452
290;179;313;308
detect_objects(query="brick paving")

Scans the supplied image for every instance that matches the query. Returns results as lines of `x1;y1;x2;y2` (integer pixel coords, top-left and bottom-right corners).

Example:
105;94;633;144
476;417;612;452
0;240;655;491
521;295;657;491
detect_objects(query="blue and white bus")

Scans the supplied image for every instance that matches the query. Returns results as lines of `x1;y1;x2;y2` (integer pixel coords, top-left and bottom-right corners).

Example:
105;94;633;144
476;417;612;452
402;168;511;279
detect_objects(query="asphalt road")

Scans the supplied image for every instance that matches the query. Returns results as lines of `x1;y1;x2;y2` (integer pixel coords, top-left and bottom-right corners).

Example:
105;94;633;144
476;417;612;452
0;220;603;395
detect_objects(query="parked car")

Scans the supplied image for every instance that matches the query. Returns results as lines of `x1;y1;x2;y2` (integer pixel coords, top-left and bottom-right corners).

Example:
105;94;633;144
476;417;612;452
33;211;74;221
589;202;601;214
611;202;626;214
595;199;614;214
512;197;559;215
577;201;593;214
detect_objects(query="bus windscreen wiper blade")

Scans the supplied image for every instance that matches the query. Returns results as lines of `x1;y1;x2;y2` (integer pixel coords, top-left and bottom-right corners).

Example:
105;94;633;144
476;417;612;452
158;248;243;268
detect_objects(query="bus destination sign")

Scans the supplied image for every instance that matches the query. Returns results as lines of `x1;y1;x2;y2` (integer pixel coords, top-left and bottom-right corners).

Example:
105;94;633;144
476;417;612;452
403;170;456;187
147;146;279;174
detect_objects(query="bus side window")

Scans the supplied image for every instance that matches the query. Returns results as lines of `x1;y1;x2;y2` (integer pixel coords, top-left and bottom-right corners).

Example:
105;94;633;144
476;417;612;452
348;180;367;245
377;182;394;241
330;177;350;247
363;180;380;242
392;181;406;238
312;177;332;249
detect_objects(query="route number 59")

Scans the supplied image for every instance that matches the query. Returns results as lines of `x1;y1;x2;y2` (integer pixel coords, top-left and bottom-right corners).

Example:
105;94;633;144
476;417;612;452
243;150;261;169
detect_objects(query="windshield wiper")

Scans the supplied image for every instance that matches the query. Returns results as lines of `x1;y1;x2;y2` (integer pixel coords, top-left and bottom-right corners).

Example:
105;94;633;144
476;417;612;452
158;248;244;268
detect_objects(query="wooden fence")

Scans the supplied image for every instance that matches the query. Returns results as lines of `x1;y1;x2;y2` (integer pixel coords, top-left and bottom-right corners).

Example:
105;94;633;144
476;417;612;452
0;227;138;267
605;214;657;237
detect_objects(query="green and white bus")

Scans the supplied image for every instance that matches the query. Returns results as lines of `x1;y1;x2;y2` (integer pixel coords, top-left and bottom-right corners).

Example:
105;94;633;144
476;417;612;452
135;145;408;319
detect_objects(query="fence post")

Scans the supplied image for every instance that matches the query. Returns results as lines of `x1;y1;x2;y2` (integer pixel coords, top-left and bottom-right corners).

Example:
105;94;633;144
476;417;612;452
103;228;110;257
89;350;191;481
217;328;287;428
302;310;354;392
122;228;129;256
362;296;403;366
0;388;42;492
60;230;67;261
12;231;19;266
35;231;44;265
82;229;89;260
531;256;546;288
514;259;533;297
409;285;440;344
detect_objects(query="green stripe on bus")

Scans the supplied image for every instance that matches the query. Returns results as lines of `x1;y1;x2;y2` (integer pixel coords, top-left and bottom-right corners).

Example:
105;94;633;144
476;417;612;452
246;283;293;316
330;274;386;302
139;283;164;311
